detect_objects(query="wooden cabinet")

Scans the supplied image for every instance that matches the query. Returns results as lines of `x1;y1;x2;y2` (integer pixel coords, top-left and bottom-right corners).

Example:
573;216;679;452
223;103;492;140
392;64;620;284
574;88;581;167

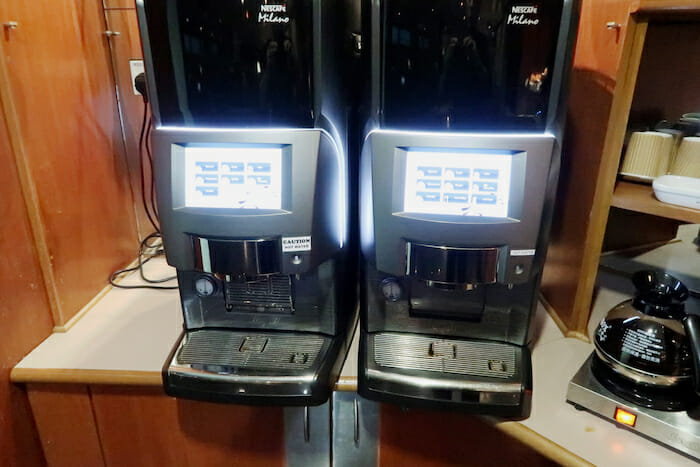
541;2;700;338
376;405;557;467
25;384;560;467
28;385;104;467
27;384;288;467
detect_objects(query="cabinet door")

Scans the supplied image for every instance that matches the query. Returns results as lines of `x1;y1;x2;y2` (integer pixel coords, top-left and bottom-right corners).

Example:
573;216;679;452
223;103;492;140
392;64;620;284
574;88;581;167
574;0;632;80
0;0;138;325
377;404;557;466
90;386;288;467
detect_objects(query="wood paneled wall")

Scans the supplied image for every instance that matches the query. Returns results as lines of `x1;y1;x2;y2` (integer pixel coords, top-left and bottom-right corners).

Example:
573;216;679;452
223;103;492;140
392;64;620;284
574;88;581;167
0;0;139;326
629;22;700;124
105;6;155;239
0;0;142;463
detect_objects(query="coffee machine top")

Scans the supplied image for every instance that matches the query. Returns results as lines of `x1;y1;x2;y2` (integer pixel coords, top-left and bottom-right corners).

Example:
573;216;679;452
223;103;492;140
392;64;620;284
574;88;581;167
371;0;573;132
138;0;315;127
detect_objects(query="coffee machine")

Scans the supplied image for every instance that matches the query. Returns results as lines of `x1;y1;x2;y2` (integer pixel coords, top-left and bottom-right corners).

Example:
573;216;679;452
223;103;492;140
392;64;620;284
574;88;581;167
136;0;359;405
358;0;579;416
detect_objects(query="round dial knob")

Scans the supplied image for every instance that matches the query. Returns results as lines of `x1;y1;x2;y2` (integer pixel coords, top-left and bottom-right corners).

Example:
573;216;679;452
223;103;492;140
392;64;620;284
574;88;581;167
195;276;216;297
381;278;402;302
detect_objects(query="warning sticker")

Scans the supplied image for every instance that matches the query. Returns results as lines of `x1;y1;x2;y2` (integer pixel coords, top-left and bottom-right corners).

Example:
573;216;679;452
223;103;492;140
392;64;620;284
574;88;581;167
282;236;312;252
510;249;535;256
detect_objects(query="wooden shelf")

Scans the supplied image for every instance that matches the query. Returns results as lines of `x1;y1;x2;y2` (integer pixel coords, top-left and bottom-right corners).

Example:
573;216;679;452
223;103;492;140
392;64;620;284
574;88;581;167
611;180;700;223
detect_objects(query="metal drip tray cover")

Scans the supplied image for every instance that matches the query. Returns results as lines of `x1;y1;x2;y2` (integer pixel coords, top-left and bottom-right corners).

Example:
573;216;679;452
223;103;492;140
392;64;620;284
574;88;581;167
175;329;327;372
374;333;516;378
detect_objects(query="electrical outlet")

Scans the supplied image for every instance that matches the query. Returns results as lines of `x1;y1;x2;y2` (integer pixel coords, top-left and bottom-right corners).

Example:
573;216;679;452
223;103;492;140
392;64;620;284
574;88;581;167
129;59;145;96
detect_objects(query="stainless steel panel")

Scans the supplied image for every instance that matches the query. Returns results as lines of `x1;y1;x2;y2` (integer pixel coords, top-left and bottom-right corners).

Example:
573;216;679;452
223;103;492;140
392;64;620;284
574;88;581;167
177;329;325;370
567;354;700;461
407;243;500;285
374;333;516;378
363;332;527;406
332;392;379;467
284;402;331;467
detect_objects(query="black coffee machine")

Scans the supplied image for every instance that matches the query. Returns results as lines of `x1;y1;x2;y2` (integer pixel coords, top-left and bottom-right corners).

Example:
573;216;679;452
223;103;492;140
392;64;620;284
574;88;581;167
358;0;579;416
136;0;359;405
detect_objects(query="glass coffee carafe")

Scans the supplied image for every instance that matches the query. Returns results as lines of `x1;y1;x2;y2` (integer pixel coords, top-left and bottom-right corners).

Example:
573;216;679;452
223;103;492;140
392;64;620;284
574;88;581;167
593;271;700;411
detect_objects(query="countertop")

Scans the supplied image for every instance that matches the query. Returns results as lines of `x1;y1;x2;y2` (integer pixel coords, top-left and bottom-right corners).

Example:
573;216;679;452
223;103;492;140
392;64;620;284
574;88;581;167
11;256;698;467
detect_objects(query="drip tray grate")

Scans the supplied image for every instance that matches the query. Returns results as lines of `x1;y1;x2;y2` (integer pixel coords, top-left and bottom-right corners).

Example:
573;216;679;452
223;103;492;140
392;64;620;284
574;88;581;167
373;333;516;378
177;330;325;370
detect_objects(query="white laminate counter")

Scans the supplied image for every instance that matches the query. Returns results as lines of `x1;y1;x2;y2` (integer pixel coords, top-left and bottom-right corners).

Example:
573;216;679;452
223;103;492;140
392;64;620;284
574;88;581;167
12;257;697;466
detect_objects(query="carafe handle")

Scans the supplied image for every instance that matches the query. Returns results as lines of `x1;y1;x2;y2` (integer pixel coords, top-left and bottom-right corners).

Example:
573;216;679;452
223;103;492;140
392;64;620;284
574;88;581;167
683;313;700;396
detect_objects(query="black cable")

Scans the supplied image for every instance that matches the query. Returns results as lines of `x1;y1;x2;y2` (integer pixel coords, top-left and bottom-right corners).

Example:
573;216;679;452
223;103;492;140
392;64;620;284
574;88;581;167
112;76;173;290
109;232;178;290
138;106;160;232
145;117;159;219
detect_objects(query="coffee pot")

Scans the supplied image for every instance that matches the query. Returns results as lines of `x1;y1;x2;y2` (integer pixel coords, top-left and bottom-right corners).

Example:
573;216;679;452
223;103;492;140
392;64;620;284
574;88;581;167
593;271;700;411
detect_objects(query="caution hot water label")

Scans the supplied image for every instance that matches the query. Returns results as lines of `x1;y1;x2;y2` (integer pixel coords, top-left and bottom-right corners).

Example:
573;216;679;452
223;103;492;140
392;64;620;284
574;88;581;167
282;236;312;252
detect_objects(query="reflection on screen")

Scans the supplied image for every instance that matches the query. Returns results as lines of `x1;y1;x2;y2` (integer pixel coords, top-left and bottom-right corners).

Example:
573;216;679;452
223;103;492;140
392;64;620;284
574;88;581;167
403;150;512;218
184;146;282;209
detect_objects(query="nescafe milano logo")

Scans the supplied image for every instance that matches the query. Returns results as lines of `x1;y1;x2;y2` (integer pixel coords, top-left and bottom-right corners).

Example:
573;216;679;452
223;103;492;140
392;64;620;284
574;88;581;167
507;5;540;26
259;3;290;23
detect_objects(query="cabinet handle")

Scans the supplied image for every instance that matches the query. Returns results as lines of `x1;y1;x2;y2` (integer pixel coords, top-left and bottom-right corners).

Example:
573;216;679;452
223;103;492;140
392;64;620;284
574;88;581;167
303;406;310;443
353;399;360;444
104;30;121;37
606;21;622;30
3;21;18;30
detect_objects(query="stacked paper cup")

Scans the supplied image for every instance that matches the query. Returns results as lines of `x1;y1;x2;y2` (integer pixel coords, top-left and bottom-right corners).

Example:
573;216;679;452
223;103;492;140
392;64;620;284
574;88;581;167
669;136;700;178
619;131;675;180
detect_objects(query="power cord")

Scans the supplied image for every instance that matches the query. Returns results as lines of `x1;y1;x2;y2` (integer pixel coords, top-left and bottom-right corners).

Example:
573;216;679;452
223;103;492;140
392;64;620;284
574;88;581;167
109;232;178;290
109;72;176;290
138;105;160;232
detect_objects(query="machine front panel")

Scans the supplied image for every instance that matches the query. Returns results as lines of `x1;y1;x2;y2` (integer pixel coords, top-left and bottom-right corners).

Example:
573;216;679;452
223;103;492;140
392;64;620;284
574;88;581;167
366;130;554;282
154;128;344;274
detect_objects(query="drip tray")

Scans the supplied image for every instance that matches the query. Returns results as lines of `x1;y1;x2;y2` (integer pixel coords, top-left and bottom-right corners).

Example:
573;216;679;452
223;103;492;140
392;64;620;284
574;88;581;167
362;332;530;415
165;329;337;404
177;329;324;371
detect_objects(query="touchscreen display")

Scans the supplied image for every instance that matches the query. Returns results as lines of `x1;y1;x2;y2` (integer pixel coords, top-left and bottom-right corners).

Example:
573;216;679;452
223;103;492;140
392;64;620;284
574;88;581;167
184;146;283;209
403;150;512;217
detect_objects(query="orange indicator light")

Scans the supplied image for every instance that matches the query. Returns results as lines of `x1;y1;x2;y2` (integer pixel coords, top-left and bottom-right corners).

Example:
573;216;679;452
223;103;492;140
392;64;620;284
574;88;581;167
614;408;637;427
